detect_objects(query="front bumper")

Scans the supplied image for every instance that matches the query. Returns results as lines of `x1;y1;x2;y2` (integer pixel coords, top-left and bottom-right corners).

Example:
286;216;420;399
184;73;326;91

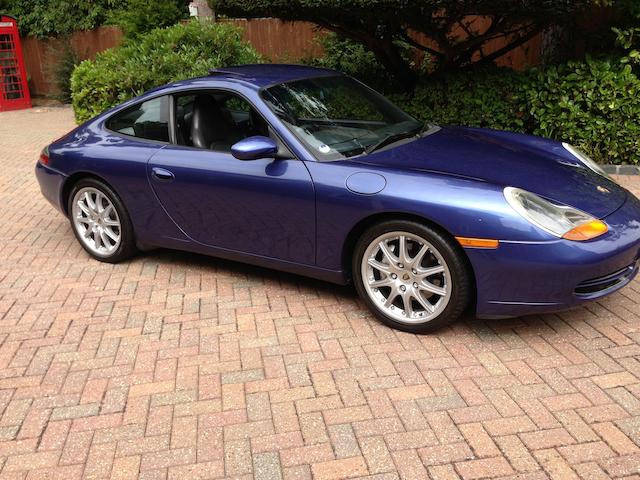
35;161;67;214
469;191;640;318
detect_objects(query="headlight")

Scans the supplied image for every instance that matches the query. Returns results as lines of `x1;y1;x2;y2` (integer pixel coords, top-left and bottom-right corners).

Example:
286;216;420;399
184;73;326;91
562;143;610;179
504;187;608;241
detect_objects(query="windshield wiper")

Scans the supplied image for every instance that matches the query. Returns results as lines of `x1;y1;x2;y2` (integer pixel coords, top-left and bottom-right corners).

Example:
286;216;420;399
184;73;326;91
365;128;420;155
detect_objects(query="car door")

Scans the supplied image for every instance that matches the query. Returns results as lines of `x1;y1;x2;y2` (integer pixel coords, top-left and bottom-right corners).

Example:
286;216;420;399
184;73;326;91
147;90;316;265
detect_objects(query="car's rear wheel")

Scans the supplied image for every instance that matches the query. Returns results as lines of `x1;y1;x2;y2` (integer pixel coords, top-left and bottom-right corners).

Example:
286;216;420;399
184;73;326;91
353;220;472;333
68;178;137;263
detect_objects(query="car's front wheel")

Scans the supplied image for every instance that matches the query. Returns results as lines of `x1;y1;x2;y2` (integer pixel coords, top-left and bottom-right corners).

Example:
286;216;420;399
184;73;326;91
353;220;472;333
68;178;137;263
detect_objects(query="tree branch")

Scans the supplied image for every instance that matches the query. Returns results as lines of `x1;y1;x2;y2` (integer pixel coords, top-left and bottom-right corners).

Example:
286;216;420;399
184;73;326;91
399;32;445;59
474;26;543;66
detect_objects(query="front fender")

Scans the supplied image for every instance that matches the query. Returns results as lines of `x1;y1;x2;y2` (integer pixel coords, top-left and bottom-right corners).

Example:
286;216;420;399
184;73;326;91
306;161;554;271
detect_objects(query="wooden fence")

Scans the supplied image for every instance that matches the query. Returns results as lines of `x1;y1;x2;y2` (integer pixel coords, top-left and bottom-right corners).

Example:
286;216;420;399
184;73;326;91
21;17;541;97
22;26;123;98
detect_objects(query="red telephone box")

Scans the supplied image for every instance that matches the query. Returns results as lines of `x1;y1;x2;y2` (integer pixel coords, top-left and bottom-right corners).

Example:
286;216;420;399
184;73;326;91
0;15;31;111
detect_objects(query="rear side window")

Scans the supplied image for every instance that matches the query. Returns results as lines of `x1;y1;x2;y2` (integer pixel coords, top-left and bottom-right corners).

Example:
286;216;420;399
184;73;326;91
107;96;170;142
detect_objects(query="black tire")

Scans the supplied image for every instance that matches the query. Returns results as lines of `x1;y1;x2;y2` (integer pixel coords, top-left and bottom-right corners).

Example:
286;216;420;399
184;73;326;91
352;220;472;333
67;178;137;263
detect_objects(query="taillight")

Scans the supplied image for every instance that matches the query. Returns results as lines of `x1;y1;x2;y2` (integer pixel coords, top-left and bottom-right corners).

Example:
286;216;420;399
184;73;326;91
39;146;50;166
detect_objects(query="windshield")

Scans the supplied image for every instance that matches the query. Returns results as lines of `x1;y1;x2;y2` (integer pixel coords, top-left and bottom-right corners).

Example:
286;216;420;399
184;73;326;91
261;75;423;160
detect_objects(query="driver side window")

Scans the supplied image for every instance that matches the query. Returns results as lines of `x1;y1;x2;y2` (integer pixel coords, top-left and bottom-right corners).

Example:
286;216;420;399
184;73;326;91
173;91;270;152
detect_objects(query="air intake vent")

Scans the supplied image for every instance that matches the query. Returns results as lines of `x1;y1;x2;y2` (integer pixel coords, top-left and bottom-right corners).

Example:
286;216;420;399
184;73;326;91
574;262;638;297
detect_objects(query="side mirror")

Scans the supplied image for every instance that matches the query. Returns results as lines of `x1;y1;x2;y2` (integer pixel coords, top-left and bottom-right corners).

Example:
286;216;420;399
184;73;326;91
231;136;278;161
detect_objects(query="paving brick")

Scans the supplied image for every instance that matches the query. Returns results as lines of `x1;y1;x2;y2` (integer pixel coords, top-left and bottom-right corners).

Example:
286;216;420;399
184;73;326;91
311;456;368;480
520;427;576;450
253;452;283;480
360;436;395;474
327;424;360;458
592;371;638;389
391;449;428;479
494;435;539;473
418;442;474;466
533;448;579;480
280;443;335;467
593;421;640;455
458;423;500;457
454;457;514;480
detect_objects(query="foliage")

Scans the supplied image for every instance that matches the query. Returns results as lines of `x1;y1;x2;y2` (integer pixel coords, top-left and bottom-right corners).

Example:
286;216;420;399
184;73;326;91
0;0;118;38
305;33;426;91
210;0;595;86
389;68;526;132
45;37;79;103
0;0;187;38
107;0;189;39
612;1;640;67
521;58;640;165
70;20;261;123
384;57;640;164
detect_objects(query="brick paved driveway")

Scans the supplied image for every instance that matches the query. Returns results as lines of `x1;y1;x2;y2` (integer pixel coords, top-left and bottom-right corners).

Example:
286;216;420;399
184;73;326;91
1;106;640;480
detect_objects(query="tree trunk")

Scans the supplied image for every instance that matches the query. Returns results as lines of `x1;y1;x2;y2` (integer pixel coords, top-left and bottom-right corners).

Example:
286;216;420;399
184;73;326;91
368;38;418;90
540;25;573;67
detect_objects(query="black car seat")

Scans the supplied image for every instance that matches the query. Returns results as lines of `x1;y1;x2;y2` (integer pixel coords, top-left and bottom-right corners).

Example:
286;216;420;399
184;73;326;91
191;94;239;150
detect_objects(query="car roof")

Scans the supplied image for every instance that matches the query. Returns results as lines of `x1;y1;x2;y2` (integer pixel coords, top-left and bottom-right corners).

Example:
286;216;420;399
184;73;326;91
159;64;340;93
209;64;339;87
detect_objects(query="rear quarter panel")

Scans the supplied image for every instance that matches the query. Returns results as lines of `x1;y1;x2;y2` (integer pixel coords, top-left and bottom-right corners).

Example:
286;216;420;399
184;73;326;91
48;121;186;247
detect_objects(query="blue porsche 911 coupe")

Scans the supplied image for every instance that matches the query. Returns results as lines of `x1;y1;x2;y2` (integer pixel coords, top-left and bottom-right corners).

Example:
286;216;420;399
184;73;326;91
36;64;640;332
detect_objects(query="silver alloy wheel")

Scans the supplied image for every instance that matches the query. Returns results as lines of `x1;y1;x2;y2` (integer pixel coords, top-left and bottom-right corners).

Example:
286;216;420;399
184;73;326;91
361;231;452;324
71;187;122;257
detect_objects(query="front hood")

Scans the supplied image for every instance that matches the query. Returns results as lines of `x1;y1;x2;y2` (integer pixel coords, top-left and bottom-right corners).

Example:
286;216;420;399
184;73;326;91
353;126;626;219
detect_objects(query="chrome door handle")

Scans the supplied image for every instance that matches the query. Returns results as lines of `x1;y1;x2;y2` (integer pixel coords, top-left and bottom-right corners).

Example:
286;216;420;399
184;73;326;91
151;167;174;182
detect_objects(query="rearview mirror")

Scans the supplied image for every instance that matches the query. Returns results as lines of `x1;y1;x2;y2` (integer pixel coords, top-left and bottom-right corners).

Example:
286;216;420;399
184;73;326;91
231;136;278;161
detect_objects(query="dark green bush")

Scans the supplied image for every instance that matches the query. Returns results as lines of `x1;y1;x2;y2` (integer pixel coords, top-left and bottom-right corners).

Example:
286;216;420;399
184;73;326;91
0;0;187;38
306;33;424;91
71;20;261;123
108;0;189;39
387;58;640;164
521;58;640;164
389;68;526;132
386;58;640;164
0;0;115;37
45;37;80;103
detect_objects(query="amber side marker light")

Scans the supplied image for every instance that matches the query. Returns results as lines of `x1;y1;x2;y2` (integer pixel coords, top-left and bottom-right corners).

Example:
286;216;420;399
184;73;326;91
455;237;500;249
562;220;609;241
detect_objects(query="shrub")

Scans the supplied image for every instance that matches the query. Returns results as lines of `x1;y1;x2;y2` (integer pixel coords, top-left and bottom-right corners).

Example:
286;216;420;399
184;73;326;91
521;58;640;165
107;0;189;39
71;20;261;123
306;33;424;91
384;58;640;165
388;68;526;132
0;0;114;38
45;37;80;103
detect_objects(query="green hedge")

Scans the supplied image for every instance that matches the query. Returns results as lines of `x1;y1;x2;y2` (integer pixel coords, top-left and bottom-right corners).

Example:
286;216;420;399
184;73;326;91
388;68;526;133
386;59;640;165
522;59;640;165
70;20;261;123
